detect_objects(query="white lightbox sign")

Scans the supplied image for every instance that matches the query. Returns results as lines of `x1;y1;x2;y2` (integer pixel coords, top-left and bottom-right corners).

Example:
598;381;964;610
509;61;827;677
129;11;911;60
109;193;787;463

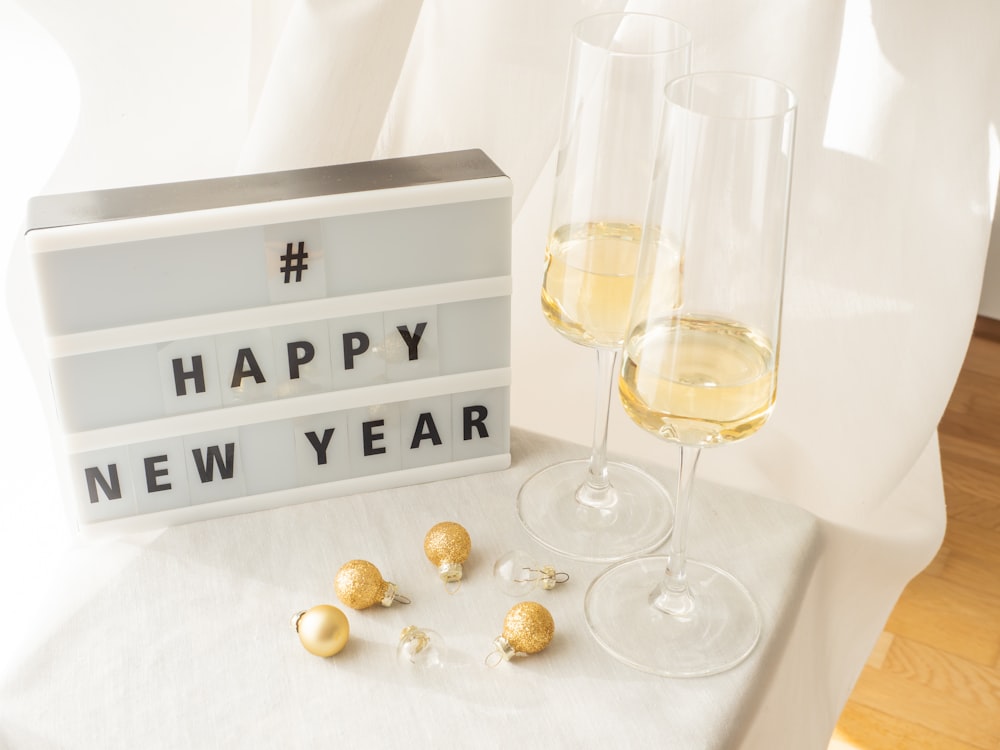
26;150;512;535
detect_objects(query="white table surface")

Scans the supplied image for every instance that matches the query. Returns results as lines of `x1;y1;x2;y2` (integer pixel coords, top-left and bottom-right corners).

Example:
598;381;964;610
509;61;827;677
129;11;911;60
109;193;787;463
0;427;820;750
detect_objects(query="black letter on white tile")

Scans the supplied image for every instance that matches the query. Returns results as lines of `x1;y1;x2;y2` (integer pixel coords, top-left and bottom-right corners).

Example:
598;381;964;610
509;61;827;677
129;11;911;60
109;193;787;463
231;348;266;388
305;428;335;465
343;332;370;370
191;443;236;483
144;455;172;492
172;355;206;396
410;412;442;449
287;341;315;380
396;322;427;361
463;405;489;440
84;464;122;504
363;420;386;456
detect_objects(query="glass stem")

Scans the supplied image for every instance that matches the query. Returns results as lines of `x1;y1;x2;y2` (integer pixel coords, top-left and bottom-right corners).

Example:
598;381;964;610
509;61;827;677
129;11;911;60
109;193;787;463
650;444;700;615
575;347;618;509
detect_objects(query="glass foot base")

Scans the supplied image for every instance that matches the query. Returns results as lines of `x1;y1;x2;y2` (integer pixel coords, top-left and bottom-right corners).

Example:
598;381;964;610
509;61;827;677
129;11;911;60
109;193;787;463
515;459;672;562
584;555;761;677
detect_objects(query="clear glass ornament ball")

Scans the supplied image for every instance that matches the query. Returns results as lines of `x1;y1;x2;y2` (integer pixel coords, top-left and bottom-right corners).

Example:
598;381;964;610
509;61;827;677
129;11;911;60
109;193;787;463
396;626;447;669
492;549;537;596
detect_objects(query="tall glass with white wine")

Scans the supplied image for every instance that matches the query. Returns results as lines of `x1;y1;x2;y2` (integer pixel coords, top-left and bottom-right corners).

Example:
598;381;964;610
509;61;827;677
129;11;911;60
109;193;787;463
584;72;798;677
515;13;692;562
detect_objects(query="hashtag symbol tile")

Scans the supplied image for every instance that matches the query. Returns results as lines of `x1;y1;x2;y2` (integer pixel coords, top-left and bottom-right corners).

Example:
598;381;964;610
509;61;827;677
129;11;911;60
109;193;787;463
280;241;309;283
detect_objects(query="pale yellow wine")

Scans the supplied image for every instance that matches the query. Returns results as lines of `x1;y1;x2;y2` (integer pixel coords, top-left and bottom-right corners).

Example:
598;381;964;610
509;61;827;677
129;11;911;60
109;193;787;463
620;315;777;447
541;222;641;348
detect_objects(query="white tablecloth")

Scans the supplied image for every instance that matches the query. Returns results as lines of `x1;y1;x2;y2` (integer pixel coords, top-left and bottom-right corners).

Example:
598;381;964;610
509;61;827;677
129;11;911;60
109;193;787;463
0;428;820;750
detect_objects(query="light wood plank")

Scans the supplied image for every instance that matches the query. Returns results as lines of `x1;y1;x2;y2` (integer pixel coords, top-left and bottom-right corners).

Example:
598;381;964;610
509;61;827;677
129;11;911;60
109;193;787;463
847;659;1000;749
942;517;1000;563
931;519;1000;595
884;566;1000;667
878;633;1000;714
938;433;1000;476
865;631;895;669
944;466;1000;532
834;701;984;750
961;332;1000;377
973;314;1000;341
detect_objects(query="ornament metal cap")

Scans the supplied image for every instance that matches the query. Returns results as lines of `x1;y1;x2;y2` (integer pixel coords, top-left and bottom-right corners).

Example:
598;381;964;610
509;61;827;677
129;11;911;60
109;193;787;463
538;565;569;590
380;580;409;607
486;635;518;667
437;561;464;584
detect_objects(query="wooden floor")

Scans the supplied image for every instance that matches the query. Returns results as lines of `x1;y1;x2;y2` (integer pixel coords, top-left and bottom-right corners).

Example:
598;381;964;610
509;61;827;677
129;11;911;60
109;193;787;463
831;317;1000;750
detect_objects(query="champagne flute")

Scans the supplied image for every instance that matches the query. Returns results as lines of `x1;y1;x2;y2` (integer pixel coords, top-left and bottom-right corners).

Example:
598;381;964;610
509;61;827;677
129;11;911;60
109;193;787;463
516;12;692;562
584;72;798;676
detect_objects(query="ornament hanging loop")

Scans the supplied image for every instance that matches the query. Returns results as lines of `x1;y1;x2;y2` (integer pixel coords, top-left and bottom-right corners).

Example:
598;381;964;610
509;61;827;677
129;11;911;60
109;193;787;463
400;625;429;651
485;636;517;668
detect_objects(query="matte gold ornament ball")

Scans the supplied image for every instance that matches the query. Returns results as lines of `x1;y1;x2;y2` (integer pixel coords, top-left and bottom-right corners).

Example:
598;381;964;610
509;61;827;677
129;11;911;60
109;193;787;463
423;521;472;583
334;559;407;609
294;605;350;657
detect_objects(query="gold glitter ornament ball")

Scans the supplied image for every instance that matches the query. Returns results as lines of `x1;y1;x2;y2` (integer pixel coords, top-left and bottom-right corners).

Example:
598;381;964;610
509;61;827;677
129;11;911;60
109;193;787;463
295;605;350;657
335;559;401;609
423;521;472;582
504;601;555;654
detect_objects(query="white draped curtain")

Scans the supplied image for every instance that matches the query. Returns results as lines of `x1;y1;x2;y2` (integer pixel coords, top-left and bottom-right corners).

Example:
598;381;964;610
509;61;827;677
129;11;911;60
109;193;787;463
3;1;999;746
